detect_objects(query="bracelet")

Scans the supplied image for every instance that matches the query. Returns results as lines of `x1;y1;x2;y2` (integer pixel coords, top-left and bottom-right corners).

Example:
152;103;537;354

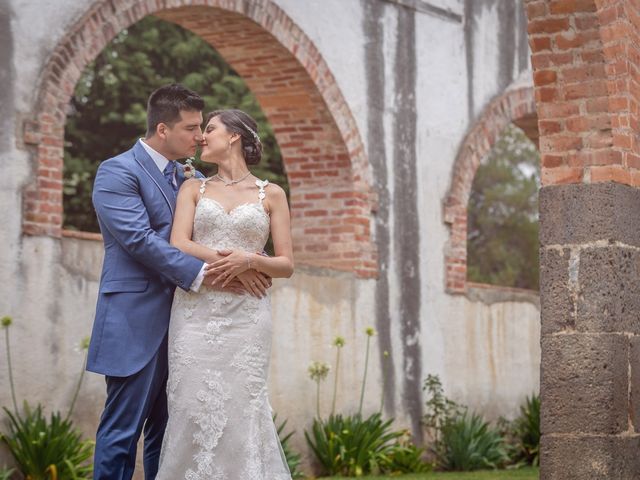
246;253;252;270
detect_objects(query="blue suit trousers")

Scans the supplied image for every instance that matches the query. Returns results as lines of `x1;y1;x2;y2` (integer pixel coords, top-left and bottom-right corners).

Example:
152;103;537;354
93;336;168;480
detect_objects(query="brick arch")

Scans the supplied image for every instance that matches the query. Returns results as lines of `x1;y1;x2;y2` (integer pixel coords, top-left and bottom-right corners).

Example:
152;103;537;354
443;86;537;294
21;0;376;277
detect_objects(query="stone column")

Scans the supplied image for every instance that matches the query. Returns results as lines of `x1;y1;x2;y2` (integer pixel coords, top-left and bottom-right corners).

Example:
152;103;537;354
539;182;640;478
526;0;640;477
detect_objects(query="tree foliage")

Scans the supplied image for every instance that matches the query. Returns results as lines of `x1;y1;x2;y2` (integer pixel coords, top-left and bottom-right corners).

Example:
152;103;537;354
467;124;540;291
63;16;286;232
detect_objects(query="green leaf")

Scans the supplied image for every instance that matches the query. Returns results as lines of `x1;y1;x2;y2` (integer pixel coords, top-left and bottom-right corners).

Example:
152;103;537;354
1;403;94;479
304;412;409;476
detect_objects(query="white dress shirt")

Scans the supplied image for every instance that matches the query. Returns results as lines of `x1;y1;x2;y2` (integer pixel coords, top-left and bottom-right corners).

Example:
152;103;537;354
140;139;205;292
140;138;175;186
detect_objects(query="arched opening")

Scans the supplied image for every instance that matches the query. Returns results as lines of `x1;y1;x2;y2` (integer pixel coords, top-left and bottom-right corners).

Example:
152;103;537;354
22;0;376;277
62;15;288;254
467;123;540;291
443;85;538;294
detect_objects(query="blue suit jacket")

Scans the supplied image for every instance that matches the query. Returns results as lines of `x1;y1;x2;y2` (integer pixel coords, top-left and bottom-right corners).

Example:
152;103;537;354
87;140;204;377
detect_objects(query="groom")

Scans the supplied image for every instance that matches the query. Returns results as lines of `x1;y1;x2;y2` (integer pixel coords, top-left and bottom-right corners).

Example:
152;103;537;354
87;84;264;479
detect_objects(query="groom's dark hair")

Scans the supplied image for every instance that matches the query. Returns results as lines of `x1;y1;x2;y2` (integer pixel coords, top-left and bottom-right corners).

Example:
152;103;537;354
146;83;205;137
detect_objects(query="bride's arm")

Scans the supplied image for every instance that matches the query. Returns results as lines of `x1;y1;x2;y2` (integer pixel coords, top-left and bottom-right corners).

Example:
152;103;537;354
170;179;222;263
208;184;294;285
248;185;294;278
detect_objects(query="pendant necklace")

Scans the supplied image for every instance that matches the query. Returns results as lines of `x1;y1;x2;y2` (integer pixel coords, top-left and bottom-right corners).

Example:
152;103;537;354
215;170;251;186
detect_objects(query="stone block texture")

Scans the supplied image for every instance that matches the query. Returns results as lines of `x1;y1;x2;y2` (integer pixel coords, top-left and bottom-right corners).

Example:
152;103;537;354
539;182;640;247
538;181;640;477
541;434;640;480
578;247;640;334
539;247;572;335
541;333;629;436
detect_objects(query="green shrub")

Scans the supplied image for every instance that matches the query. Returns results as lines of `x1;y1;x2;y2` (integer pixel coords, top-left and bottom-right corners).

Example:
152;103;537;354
437;411;509;471
1;403;94;480
1;318;93;479
306;329;428;476
274;414;304;479
422;374;464;447
511;394;540;466
381;431;431;474
0;466;15;480
305;412;402;476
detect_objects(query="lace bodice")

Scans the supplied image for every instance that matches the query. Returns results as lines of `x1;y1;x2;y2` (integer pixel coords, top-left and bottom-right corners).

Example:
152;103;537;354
192;178;270;252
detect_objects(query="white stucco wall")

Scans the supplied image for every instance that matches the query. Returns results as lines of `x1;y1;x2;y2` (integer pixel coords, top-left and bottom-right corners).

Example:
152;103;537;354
0;236;538;459
0;0;539;471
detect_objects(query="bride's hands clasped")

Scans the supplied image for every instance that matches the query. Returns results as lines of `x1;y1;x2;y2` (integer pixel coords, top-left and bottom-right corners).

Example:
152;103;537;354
208;248;250;283
206;248;271;297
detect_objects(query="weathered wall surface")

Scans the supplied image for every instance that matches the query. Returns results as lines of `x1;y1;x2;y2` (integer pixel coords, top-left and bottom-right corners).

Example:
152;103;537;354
0;0;540;469
0;235;538;467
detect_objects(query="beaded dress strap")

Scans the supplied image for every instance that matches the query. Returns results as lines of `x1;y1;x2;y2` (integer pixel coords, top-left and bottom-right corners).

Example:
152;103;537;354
199;177;213;200
255;179;269;203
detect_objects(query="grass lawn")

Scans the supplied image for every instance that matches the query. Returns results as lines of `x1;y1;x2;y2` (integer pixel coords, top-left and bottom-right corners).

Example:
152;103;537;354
318;467;539;480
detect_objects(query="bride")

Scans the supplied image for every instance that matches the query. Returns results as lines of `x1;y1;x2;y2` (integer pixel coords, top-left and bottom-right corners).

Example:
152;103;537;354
156;109;293;479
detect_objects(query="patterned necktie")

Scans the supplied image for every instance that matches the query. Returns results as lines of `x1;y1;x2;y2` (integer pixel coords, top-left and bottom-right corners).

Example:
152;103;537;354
163;161;178;192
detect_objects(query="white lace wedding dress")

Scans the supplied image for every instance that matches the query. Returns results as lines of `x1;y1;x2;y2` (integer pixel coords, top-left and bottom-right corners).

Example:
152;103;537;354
156;178;291;480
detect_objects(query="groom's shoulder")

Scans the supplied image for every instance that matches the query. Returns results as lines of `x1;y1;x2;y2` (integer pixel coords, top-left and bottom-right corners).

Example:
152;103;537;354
97;145;137;173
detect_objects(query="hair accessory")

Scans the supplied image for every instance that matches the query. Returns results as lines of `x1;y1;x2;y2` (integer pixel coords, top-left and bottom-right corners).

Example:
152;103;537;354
234;114;260;142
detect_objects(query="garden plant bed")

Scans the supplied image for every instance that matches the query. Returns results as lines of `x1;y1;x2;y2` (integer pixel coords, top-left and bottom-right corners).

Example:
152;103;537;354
319;467;539;480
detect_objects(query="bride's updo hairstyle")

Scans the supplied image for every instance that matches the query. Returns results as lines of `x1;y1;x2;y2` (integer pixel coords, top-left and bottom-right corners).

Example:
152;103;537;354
207;109;263;165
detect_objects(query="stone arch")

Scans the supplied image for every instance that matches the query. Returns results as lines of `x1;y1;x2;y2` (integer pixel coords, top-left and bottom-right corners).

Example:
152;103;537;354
443;85;537;294
21;0;377;277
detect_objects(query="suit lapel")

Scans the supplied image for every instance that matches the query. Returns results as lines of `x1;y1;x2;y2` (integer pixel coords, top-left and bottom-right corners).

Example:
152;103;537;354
132;141;176;216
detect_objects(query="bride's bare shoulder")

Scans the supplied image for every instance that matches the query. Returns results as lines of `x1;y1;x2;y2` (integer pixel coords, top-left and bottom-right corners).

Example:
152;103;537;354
177;178;206;203
260;181;287;213
266;182;285;195
182;177;211;191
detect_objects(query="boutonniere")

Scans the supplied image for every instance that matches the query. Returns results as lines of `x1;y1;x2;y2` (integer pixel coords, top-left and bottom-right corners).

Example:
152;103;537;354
183;157;195;178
